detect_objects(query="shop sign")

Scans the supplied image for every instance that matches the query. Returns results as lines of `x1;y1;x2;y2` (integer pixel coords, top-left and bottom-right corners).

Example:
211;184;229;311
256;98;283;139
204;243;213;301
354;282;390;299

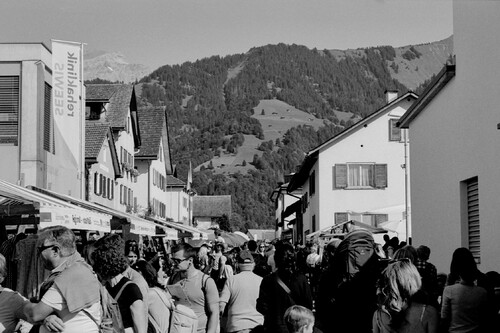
39;206;111;233
163;227;178;240
130;218;156;236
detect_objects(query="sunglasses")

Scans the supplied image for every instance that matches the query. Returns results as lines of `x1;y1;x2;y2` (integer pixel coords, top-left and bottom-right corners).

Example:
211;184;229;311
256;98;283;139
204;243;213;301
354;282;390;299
38;244;56;254
172;257;189;264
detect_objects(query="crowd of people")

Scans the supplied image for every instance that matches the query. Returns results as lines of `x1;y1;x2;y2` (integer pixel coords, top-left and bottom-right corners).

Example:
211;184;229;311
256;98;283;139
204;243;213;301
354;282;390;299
0;225;499;333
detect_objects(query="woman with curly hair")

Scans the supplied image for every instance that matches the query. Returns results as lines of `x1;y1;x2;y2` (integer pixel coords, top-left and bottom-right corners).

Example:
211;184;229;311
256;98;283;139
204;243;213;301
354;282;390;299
373;259;439;333
92;234;147;333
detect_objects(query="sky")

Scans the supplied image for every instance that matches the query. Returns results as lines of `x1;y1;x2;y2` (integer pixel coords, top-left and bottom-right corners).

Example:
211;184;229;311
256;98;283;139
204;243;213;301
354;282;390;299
1;0;453;70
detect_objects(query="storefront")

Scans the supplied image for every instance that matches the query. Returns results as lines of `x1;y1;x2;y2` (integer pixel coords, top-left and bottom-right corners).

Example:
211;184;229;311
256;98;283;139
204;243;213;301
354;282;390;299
0;179;113;299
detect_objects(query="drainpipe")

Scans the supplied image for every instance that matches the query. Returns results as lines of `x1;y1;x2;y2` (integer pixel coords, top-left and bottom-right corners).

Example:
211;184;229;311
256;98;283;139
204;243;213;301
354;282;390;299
403;129;410;244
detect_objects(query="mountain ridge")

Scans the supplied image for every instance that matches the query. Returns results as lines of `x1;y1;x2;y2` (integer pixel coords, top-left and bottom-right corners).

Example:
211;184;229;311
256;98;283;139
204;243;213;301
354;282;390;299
103;36;453;230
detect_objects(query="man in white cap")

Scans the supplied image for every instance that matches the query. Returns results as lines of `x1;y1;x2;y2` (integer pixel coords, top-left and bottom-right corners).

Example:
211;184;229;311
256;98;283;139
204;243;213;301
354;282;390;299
220;250;264;333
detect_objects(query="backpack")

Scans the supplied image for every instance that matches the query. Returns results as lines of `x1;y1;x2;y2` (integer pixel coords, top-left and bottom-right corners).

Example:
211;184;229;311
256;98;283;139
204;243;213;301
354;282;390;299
167;272;211;333
85;282;128;333
169;304;198;333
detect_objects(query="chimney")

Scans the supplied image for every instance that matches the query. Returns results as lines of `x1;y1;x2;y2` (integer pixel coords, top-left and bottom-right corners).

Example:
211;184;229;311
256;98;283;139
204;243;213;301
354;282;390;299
385;90;398;104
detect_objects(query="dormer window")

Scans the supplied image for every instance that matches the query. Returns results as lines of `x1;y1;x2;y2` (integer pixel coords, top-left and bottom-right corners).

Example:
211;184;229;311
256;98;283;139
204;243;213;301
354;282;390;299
86;102;105;120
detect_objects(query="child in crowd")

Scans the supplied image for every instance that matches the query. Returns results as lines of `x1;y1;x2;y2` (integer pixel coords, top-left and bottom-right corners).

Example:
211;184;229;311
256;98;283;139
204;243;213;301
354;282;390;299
283;305;315;333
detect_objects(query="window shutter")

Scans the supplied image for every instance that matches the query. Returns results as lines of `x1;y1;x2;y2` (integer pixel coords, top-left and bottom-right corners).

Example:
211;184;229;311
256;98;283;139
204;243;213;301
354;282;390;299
109;181;114;200
0;76;20;145
374;164;388;188
467;177;480;263
375;214;388;226
334;164;347;189
335;212;349;224
94;173;100;195
44;83;52;152
120;185;123;204
302;193;309;213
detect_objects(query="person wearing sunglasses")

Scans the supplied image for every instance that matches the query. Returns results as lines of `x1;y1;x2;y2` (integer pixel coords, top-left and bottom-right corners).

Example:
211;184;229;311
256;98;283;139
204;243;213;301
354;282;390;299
23;226;102;333
167;243;219;333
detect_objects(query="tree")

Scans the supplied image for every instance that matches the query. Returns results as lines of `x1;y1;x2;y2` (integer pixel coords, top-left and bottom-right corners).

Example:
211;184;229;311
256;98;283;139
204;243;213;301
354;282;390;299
242;160;247;166
216;214;232;232
261;109;266;115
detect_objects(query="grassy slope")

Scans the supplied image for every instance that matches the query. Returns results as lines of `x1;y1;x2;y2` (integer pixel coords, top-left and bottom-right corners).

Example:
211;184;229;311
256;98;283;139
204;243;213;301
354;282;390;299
195;99;357;174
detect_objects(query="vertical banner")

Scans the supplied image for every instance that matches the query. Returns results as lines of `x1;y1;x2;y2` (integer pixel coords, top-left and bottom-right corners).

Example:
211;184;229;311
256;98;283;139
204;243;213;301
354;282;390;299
51;40;84;198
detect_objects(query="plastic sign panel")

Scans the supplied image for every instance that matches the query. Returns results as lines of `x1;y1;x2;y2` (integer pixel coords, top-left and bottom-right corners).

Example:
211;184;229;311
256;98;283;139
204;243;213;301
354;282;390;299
39;206;111;233
130;218;156;236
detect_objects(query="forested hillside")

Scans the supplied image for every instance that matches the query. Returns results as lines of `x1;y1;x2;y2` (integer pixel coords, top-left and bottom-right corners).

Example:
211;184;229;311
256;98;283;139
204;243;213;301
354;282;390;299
137;39;452;231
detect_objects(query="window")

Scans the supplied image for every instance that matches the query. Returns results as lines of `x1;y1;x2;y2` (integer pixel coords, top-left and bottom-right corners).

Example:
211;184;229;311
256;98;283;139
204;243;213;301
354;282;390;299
183;197;187;208
463;176;480;263
334;163;387;189
389;119;401;141
312;215;316;232
0;76;20;145
309;171;316;195
86;102;103;120
44;83;54;153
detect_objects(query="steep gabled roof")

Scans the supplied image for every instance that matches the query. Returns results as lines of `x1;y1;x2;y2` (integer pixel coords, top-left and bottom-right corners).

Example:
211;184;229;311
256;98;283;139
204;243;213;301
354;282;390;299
85;84;136;128
287;91;418;192
85;122;111;159
398;64;456;128
193;195;232;218
136;108;164;158
166;175;185;187
85;122;121;176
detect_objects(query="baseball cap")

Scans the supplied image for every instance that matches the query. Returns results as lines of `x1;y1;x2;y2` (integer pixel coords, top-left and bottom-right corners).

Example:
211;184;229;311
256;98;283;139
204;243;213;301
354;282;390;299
237;250;254;264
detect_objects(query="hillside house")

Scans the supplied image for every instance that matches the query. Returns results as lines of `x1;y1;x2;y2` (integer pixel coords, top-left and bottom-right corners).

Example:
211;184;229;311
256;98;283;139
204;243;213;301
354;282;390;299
192;195;232;230
397;1;500;273
135;107;173;220
288;91;418;244
270;173;303;243
85;84;140;214
85;122;121;209
166;175;192;225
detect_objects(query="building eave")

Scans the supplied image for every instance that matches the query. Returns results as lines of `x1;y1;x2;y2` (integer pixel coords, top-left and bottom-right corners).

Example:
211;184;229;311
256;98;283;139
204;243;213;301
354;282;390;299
287;151;319;192
398;64;456;128
308;91;418;154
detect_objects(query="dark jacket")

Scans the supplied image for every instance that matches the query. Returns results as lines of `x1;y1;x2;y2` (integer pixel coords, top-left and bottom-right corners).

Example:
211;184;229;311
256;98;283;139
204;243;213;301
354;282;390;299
256;271;313;333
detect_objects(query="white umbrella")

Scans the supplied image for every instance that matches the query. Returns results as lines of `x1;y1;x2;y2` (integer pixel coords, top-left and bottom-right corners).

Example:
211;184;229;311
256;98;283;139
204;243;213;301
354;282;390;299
233;231;250;241
379;219;407;241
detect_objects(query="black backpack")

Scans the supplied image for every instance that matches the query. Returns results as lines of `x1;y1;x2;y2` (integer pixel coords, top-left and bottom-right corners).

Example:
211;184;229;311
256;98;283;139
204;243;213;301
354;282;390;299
85;281;128;333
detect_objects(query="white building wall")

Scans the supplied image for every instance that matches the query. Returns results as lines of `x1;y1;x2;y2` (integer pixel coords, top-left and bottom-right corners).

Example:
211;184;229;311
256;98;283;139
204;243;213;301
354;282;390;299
310;100;413;239
88;139;118;209
114;116;137;213
409;1;500;273
166;187;190;223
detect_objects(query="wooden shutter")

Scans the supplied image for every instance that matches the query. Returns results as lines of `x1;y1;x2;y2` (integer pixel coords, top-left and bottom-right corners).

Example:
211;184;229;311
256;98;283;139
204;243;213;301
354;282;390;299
0;76;19;144
334;164;347;189
374;164;388;188
109;181;114;200
44;83;52;152
94;173;100;195
335;212;349;224
467;177;480;263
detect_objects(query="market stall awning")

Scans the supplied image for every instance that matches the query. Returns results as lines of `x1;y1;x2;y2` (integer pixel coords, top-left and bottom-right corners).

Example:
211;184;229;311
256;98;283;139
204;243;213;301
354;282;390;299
28;185;165;235
161;220;208;240
0;180;112;233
